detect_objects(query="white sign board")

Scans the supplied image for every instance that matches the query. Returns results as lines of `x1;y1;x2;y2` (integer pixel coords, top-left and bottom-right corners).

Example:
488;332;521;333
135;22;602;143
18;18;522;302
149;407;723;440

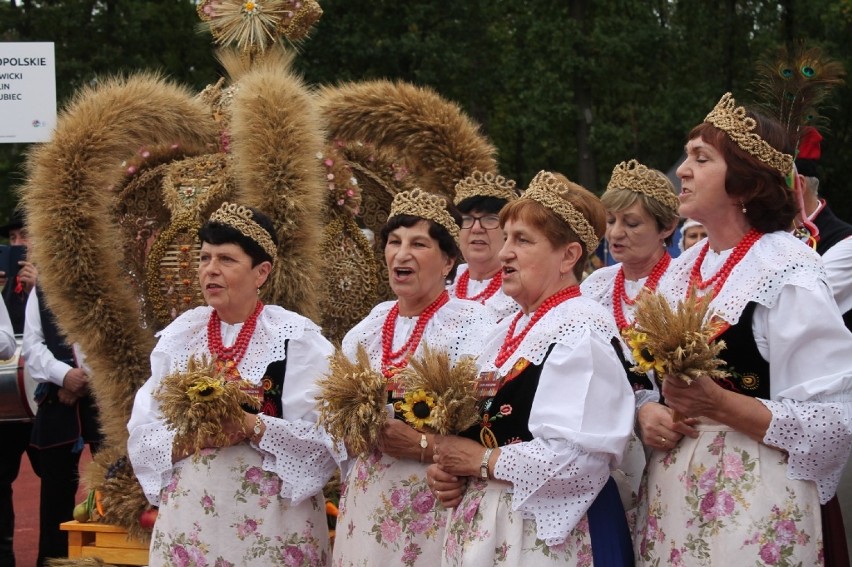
0;42;57;143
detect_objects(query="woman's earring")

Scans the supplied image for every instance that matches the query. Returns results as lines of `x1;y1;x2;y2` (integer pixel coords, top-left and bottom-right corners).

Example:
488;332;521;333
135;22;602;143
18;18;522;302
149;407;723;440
740;201;747;214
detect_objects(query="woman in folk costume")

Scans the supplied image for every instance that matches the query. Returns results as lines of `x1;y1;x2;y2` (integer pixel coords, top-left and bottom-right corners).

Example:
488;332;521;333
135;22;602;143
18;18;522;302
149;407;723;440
427;171;635;566
581;160;680;402
448;170;520;320
128;203;339;566
333;189;492;566
633;93;852;566
580;160;681;514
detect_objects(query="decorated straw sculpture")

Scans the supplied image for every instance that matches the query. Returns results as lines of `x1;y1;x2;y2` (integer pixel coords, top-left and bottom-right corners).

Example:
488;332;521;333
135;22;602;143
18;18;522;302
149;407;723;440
154;356;260;460
396;344;479;435
624;290;729;420
316;345;388;456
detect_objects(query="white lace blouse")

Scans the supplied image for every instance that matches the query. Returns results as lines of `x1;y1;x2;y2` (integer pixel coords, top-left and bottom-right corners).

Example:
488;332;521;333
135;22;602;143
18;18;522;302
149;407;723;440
477;296;635;546
447;264;520;321
127;304;341;506
660;231;852;503
341;295;494;368
581;263;661;408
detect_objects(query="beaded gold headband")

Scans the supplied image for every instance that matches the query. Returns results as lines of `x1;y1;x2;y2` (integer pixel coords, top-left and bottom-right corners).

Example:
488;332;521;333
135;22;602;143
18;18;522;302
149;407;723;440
208;202;278;261
521;171;600;253
704;92;794;176
605;159;680;213
388;188;460;243
453;170;518;205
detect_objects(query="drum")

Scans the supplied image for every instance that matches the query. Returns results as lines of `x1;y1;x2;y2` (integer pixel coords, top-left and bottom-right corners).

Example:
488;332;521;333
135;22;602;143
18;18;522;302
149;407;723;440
0;337;38;422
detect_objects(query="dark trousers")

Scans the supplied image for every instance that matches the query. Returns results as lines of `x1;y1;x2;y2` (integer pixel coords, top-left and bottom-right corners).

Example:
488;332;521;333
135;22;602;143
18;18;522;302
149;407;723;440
30;442;97;567
0;421;34;567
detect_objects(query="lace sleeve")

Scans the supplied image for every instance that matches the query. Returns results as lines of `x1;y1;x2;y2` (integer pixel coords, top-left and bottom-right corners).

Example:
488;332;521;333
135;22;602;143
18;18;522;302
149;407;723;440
761;398;852;503
254;328;341;503
493;439;610;546
127;372;176;506
256;416;344;504
490;333;635;546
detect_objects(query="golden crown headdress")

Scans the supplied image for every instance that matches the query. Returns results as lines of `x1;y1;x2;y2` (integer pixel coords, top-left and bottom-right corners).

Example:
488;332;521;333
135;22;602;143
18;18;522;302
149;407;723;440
704;93;794;176
521;171;600;253
208;202;278;261
605;159;680;213
388;188;460;243
453;170;518;206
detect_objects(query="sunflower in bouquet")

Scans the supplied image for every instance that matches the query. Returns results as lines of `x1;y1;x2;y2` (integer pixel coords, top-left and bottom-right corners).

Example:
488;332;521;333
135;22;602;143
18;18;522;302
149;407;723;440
154;355;260;460
624;290;730;418
395;344;480;436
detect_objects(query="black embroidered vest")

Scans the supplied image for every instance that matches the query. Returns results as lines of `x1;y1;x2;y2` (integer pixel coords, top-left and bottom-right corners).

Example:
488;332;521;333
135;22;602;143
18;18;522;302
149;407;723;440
242;340;288;418
711;302;770;399
459;346;554;447
611;337;653;393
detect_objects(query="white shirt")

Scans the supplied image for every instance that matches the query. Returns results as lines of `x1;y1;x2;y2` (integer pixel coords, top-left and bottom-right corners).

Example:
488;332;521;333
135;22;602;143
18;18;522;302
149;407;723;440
447;264;520;321
821;235;852;314
21;288;86;386
0;298;15;359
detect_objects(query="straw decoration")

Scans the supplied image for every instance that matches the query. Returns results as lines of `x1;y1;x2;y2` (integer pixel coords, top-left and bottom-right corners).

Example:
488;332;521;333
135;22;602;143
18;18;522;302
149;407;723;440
154;355;260;460
395;344;479;435
625;290;729;420
316;344;388;456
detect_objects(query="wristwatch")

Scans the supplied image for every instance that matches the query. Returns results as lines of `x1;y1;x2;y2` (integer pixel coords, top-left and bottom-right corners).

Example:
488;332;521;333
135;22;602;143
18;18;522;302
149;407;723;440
252;412;264;442
480;447;494;480
419;434;428;463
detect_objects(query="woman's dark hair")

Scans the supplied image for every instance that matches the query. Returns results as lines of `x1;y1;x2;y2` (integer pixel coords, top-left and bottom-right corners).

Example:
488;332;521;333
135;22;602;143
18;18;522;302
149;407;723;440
456;196;508;215
199;206;278;267
380;212;462;281
687;111;797;233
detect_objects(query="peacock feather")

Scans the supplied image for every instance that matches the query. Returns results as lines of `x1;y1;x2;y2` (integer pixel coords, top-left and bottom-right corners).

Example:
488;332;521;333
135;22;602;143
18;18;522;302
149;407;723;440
752;43;845;146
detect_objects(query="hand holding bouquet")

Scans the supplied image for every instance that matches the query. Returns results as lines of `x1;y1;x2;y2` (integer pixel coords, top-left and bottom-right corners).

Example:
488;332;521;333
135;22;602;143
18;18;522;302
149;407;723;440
154;355;260;460
624;290;729;420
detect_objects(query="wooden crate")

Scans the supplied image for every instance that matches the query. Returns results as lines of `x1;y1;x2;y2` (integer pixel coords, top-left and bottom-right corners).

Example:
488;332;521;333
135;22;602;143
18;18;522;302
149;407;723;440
60;521;149;566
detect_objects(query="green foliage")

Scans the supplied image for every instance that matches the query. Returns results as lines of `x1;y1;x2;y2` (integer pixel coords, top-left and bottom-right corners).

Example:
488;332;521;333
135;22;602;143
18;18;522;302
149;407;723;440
1;0;852;219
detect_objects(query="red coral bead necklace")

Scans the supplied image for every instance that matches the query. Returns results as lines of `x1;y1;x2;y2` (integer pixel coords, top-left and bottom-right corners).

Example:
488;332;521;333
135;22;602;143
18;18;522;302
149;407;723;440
495;285;581;368
455;268;503;303
208;300;264;367
382;290;449;378
613;251;671;330
688;228;762;298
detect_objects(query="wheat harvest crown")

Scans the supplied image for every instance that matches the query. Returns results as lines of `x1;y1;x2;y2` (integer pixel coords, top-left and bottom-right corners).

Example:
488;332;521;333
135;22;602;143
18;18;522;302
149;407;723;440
453;170;518;205
704;92;794;176
606;159;679;213
208;202;278;261
389;188;460;243
521;171;600;253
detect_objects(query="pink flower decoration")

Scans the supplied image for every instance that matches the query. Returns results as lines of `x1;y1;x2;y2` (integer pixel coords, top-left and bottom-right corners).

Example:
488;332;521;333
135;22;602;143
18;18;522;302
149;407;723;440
411;489;435;514
245;466;263;484
380;517;401;543
722;452;745;479
282;545;304;567
324;158;334;167
390;488;409;510
759;541;781;564
171;545;191;567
